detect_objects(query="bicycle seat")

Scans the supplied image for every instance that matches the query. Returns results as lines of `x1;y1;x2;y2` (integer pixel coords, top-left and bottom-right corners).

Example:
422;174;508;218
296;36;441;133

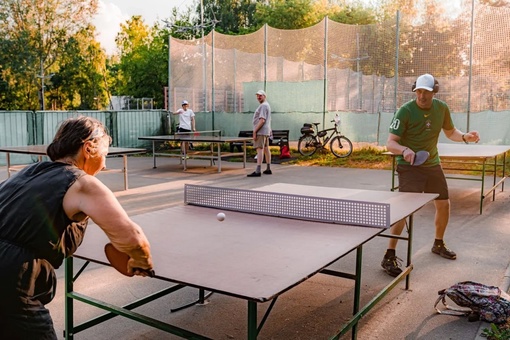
312;122;321;127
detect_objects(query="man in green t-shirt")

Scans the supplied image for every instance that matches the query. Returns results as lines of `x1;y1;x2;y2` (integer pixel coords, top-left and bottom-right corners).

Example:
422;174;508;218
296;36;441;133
381;73;481;277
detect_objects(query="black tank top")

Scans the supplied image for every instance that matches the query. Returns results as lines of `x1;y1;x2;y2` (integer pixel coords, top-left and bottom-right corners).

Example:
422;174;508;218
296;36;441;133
0;161;88;268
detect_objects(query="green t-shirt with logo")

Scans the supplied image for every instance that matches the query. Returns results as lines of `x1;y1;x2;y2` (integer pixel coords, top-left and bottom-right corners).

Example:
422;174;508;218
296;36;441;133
389;98;454;166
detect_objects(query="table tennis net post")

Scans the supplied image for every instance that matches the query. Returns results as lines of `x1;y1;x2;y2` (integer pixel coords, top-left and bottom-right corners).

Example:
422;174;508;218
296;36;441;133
184;184;390;229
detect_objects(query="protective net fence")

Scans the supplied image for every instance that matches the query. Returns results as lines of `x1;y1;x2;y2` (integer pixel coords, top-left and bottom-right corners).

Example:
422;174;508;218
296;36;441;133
169;2;510;118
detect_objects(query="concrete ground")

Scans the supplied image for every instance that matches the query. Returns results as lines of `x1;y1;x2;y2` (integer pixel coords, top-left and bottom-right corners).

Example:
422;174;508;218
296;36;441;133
2;154;509;339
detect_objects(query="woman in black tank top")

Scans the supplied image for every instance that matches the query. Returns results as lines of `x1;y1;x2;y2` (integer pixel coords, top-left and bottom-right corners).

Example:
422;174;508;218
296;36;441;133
0;116;154;339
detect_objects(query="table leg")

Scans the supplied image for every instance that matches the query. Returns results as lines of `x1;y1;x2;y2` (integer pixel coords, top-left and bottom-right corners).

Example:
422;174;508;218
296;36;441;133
503;152;507;191
123;155;128;190
352;246;363;339
208;144;212;167
247;301;257;340
217;143;221;173
6;152;11;178
64;257;74;340
152;141;157;169
405;214;413;290
243;142;247;168
480;159;486;214
492;156;497;200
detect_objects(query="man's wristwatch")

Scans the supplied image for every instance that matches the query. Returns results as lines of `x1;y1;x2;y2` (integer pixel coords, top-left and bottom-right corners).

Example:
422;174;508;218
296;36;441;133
462;134;468;144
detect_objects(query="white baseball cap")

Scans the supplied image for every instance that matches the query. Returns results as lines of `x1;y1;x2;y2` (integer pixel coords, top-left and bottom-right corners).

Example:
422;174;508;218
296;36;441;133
413;74;435;92
255;90;266;96
181;100;189;105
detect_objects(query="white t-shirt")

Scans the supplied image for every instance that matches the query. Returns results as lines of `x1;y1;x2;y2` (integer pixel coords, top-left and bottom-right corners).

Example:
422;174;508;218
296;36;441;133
175;108;195;130
253;101;271;136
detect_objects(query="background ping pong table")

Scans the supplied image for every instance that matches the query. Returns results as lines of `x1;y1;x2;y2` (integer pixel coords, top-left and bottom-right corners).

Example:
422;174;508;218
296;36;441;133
65;183;436;339
385;143;510;214
0;145;146;190
138;132;252;172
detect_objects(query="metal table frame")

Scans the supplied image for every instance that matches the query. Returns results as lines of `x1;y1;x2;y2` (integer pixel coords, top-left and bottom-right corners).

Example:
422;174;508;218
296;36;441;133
138;135;252;172
63;185;437;339
0;145;146;190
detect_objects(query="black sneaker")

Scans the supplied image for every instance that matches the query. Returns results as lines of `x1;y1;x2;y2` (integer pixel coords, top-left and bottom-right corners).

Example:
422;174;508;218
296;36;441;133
381;255;403;277
263;169;272;175
247;171;261;177
431;242;457;260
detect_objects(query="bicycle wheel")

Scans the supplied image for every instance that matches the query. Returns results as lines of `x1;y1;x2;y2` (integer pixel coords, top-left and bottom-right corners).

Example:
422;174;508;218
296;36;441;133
330;135;353;158
298;135;318;156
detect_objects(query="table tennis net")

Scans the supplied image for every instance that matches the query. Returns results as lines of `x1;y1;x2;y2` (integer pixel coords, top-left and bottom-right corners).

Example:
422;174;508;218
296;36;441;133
175;129;222;137
184;184;390;229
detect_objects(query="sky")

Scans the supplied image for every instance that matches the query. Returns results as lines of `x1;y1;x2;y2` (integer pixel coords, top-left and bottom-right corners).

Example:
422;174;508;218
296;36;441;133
93;0;195;55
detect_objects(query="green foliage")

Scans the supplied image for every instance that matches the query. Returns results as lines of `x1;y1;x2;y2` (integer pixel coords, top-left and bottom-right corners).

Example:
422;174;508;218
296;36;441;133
52;26;107;110
0;0;99;110
199;0;261;35
481;322;510;340
255;0;317;29
115;17;168;109
329;5;377;25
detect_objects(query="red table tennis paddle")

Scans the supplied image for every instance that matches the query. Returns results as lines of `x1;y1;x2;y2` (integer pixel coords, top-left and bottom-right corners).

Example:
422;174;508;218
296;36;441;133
412;150;430;166
104;243;155;277
193;131;200;137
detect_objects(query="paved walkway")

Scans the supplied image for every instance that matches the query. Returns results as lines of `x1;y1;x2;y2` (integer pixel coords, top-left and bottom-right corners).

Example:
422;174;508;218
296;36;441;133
2;155;509;339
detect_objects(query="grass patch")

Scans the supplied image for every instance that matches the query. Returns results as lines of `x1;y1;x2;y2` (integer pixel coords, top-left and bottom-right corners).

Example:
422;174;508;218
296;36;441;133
285;146;391;169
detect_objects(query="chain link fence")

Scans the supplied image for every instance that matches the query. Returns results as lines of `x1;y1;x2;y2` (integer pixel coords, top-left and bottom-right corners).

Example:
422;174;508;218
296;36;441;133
168;3;510;123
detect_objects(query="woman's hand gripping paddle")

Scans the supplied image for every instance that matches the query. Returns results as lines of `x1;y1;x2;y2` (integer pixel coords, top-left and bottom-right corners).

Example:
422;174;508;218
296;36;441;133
412;150;430;166
104;243;155;277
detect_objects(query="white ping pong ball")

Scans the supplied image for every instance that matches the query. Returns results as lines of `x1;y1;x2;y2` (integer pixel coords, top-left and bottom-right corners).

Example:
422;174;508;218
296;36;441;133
217;212;226;221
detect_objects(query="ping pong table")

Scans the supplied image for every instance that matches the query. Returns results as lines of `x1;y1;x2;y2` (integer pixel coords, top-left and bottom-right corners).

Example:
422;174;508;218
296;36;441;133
0;145;146;190
138;132;252;172
385;143;510;214
64;184;436;339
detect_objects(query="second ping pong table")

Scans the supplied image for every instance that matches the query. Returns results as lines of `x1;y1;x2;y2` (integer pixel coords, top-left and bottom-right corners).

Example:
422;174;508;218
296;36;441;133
64;184;436;339
138;133;252;172
0;145;146;190
385;143;510;214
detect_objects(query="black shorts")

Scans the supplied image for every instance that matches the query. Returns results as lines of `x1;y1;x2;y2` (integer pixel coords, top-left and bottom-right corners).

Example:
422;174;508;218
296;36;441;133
396;164;449;200
177;128;191;133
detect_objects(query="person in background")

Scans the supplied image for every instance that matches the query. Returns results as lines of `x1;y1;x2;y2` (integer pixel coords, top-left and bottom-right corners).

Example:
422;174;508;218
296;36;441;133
173;100;196;156
247;90;272;177
381;73;480;277
0;116;154;339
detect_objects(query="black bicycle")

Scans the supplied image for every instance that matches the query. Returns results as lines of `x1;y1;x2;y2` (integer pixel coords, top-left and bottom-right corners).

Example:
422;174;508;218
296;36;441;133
298;116;353;158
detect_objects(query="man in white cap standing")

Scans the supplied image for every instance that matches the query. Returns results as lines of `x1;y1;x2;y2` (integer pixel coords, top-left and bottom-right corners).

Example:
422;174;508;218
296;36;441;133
173;100;196;156
381;73;481;277
247;90;272;177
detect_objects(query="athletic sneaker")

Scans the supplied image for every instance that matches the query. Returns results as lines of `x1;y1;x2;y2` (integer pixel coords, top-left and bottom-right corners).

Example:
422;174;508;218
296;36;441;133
263;169;272;175
247;171;261;177
381;255;403;277
431;242;457;260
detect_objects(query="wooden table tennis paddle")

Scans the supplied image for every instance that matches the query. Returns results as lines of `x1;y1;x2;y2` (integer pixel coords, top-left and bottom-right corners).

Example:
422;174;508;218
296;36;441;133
412;150;430;166
104;243;155;277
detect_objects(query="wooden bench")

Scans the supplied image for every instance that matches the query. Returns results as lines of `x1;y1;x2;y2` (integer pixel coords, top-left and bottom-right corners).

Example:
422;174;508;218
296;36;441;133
230;129;289;152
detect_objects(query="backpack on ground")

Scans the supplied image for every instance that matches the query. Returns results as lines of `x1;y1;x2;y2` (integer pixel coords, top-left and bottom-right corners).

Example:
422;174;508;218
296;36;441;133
434;281;510;324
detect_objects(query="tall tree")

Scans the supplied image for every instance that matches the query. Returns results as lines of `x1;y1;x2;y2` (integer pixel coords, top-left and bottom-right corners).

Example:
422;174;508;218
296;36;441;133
51;25;108;110
115;16;168;109
255;0;318;29
198;0;261;34
0;0;98;110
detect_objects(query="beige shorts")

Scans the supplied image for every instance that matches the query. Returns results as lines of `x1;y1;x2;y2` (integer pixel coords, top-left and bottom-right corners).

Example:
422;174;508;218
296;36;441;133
253;135;269;149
